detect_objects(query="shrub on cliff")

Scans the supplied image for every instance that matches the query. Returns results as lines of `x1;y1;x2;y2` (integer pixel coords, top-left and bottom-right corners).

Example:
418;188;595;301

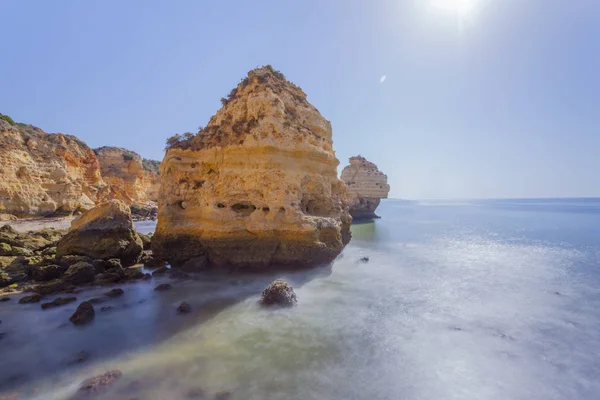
122;154;134;161
0;113;15;125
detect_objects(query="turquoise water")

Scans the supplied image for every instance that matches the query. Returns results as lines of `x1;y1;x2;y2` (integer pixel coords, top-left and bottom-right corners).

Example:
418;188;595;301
1;199;599;399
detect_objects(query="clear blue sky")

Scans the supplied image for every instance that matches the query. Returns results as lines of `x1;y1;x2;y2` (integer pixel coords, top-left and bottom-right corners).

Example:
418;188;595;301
1;0;599;199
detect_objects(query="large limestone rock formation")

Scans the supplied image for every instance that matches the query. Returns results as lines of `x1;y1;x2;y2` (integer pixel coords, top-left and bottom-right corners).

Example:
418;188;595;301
56;199;143;265
153;66;351;268
0;115;161;217
94;146;160;205
0;118;106;216
341;156;390;219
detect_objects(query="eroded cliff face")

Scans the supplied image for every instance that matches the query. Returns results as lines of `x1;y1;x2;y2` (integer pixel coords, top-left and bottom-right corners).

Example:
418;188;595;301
0;119;107;217
153;66;351;268
340;156;390;219
94;147;160;205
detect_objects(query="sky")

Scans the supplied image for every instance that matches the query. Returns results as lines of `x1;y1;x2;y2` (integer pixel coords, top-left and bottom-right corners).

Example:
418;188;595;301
1;0;599;199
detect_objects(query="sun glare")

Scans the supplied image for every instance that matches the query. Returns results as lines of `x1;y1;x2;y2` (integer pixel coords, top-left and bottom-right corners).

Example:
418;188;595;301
430;0;477;17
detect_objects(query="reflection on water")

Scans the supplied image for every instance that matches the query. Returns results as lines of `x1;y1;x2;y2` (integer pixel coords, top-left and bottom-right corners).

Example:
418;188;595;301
1;199;600;399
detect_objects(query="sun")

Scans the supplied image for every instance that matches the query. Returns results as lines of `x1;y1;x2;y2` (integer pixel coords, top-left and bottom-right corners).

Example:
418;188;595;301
429;0;477;17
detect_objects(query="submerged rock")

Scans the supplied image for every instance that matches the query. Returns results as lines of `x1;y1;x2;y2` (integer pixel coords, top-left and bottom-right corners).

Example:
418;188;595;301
177;301;191;314
41;296;77;309
76;369;122;394
260;278;297;307
56;200;143;266
340;156;390;220
0;296;9;302
19;293;41;304
152;65;351;269
70;301;95;325
104;288;124;297
154;283;172;291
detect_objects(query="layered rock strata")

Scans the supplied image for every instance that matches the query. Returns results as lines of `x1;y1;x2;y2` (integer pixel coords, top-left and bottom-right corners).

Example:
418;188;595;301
340;156;390;219
153;66;351;268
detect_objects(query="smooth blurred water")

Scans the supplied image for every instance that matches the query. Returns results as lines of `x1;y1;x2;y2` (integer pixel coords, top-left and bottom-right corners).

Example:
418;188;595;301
1;199;599;399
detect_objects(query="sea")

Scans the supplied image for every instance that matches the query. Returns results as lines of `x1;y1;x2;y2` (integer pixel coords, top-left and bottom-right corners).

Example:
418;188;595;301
1;198;599;399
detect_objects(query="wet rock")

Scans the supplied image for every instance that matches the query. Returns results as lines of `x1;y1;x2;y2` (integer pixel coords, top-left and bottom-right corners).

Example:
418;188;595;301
8;246;34;257
88;297;107;304
215;391;233;400
56;200;143;266
63;262;95;285
260;278;297;307
94;270;125;285
359;256;369;263
177;302;191;314
58;255;93;267
0;243;13;256
178;255;208;273
66;350;90;365
41;296;77;309
0;296;9;302
152;266;169;276
154;283;172;291
77;370;122;394
2;257;32;283
0;271;10;287
123;267;145;280
31;264;68;282
19;293;41;303
41;246;57;256
100;306;113;312
70;301;95;325
144;256;167;269
104;288;124;298
34;279;74;295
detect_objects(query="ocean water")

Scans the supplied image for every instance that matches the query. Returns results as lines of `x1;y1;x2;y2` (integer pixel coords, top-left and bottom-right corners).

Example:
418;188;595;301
1;198;599;399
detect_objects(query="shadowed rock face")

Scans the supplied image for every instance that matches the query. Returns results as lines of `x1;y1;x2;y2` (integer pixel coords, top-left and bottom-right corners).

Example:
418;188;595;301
153;66;351;269
340;156;390;219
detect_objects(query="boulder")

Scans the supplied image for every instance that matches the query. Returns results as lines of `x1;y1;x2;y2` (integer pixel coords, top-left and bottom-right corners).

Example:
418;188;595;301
177;301;191;314
63;262;95;285
56;200;143;266
152;66;351;269
31;264;68;282
123;267;145;280
58;255;92;267
77;370;122;394
41;297;77;309
94;270;125;285
144;256;167;269
178;256;208;273
70;301;95;325
151;266;169;276
91;258;122;274
260;278;297;307
34;279;74;295
0;213;17;221
19;293;41;304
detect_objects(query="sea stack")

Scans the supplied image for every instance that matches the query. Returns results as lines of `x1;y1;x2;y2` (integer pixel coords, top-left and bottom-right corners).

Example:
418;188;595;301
340;156;390;220
152;66;351;269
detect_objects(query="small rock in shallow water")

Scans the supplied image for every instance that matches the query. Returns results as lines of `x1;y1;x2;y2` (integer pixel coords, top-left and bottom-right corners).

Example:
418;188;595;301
88;297;106;304
104;288;124;297
66;350;90;365
70;301;95;325
100;306;113;312
78;370;122;394
359;256;370;263
19;293;41;304
41;296;77;309
177;302;191;314
154;283;172;291
260;278;297;307
0;296;10;302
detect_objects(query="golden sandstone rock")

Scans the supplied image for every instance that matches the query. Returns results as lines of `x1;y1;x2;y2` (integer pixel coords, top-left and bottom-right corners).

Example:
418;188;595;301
0;118;160;217
341;156;390;219
152;66;351;268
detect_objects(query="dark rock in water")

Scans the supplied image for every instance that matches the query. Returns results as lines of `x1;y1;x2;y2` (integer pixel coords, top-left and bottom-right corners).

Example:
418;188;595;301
124;267;145;280
0;332;5;341
154;283;172;291
142;273;152;281
177;302;191;314
152;266;169;276
66;350;90;365
186;386;206;398
144;255;167;269
169;269;190;280
41;296;77;309
178;255;208;273
88;297;107;304
31;264;68;281
77;370;122;394
94;270;125;285
19;293;41;304
58;255;92;267
260;278;297;307
34;279;74;295
104;288;124;297
70;301;95;325
215;391;233;400
0;296;10;302
63;262;95;285
359;256;370;263
100;306;113;312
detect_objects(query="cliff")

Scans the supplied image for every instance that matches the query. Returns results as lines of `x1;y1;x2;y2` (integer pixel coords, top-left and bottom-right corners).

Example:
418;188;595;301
153;65;351;268
0;118;106;217
340;156;390;219
0;114;160;217
94;147;160;205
